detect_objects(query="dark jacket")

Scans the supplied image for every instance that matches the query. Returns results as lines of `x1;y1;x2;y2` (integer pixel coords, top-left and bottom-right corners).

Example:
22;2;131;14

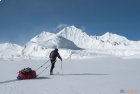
49;50;62;61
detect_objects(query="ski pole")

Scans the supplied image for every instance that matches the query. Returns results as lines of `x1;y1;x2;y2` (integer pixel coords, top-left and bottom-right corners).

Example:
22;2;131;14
61;60;63;75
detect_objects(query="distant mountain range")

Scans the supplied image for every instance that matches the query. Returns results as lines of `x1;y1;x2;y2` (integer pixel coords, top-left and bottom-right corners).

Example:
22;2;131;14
0;25;140;59
57;26;140;49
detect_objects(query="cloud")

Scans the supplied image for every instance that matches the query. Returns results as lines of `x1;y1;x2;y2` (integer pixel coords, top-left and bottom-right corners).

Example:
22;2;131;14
57;24;69;30
0;0;1;2
57;24;86;32
80;26;86;31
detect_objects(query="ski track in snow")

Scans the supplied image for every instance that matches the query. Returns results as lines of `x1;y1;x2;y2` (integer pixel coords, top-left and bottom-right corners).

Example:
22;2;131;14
0;56;140;94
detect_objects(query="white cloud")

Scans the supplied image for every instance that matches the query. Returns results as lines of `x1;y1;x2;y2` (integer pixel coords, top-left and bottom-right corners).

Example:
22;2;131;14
80;26;86;31
57;24;69;30
0;0;1;2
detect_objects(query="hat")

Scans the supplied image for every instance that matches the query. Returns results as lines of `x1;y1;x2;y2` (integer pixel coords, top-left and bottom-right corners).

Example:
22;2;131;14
54;48;58;51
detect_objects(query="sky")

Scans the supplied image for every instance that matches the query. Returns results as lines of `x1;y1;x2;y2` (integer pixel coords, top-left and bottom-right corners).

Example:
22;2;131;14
0;0;140;45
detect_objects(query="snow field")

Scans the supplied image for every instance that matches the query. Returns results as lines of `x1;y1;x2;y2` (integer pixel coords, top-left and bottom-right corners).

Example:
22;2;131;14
0;56;140;94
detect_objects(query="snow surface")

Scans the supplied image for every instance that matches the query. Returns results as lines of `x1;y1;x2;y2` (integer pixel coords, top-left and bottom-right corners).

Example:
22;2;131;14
0;56;140;94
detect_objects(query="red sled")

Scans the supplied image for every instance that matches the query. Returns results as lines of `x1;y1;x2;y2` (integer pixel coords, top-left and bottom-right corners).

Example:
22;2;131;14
17;67;37;80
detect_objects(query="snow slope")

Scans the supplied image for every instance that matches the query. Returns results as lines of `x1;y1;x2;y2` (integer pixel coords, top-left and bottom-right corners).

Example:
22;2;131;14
0;56;140;94
0;43;23;60
100;32;140;49
29;31;80;49
22;31;81;58
57;26;95;49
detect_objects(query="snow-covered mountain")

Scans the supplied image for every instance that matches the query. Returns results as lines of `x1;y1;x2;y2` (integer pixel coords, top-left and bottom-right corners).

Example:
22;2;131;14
57;26;95;49
21;25;140;58
22;31;81;58
29;31;80;50
1;25;140;59
0;43;23;60
99;32;140;49
57;25;140;49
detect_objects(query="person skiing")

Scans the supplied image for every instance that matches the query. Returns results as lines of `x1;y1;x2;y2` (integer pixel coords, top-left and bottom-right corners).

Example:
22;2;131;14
49;48;62;75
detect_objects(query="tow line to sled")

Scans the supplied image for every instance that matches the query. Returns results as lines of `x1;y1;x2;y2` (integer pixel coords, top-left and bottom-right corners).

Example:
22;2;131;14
17;60;53;80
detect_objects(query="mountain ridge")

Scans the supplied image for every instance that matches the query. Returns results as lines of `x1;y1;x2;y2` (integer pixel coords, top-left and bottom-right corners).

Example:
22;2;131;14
0;25;140;59
57;26;140;49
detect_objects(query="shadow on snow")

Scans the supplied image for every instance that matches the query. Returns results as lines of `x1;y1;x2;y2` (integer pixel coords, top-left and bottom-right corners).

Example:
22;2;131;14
0;77;50;85
54;73;110;76
0;73;109;84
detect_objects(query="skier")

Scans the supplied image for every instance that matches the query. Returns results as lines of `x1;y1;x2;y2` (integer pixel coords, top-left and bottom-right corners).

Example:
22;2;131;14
49;48;62;75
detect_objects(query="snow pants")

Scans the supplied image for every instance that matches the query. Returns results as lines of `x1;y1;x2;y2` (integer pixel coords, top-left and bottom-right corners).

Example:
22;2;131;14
50;60;56;74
